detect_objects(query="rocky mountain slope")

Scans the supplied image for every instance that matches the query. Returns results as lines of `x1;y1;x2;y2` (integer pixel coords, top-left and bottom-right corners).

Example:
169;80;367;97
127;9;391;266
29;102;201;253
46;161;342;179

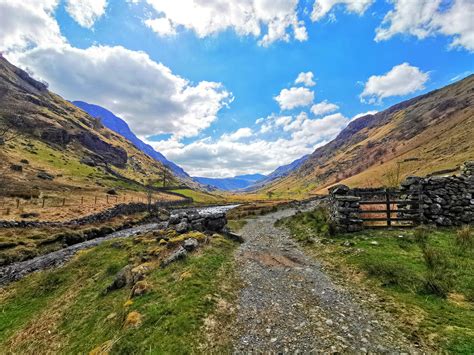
0;55;182;198
259;75;474;196
194;173;266;191
72;101;189;178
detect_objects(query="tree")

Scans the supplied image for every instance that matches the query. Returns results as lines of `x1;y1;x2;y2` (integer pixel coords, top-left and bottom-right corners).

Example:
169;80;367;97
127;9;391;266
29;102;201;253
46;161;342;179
160;168;172;188
0;120;19;145
145;179;156;209
266;190;275;200
383;161;403;188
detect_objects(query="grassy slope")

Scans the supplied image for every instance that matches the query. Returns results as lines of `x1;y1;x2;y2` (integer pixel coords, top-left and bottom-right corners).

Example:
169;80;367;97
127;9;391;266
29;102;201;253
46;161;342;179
278;210;474;352
259;75;474;197
0;232;238;353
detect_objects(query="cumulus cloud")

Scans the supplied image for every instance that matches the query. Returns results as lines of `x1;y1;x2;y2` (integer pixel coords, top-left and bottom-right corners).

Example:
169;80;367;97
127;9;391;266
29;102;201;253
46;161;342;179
275;87;314;110
222;127;253;141
350;110;378;121
144;17;177;36
12;45;232;139
149;112;350;177
144;0;307;46
65;0;108;28
360;63;429;103
295;71;316;87
0;0;65;52
310;100;339;116
375;0;474;51
311;0;374;22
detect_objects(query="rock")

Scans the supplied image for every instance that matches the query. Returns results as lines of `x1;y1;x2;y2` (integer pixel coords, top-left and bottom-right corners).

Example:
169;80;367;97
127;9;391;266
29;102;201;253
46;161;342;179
325;319;334;326
205;216;226;231
175;221;189;233
10;164;22;172
106;265;132;292
106;189;118;195
329;184;350;195
183;238;199;251
80;156;97;167
161;246;187;268
20;159;29;164
37;171;54;180
370;241;379;246
19;212;39;219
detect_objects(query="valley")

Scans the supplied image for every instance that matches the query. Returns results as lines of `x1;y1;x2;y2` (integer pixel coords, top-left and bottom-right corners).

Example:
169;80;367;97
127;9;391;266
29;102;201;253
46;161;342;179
1;40;473;354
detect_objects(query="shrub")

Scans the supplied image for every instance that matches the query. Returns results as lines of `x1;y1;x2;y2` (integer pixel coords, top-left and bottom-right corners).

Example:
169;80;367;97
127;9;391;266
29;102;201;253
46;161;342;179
422;246;448;271
455;226;473;250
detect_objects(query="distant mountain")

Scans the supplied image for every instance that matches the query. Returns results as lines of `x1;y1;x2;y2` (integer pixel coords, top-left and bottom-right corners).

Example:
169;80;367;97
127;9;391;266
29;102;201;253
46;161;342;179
245;155;309;191
256;74;474;196
193;173;266;191
72;101;189;178
0;56;182;197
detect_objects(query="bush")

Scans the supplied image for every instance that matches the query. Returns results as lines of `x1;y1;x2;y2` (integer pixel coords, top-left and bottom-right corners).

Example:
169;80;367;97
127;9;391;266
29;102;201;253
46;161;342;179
455;226;473;250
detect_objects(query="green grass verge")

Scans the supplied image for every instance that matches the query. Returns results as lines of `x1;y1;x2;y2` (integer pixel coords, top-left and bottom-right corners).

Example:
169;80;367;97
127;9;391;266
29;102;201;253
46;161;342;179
278;211;474;353
0;234;237;353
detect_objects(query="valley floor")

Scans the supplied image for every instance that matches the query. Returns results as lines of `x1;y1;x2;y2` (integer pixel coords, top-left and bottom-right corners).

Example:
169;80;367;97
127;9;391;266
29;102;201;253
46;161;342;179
226;204;423;353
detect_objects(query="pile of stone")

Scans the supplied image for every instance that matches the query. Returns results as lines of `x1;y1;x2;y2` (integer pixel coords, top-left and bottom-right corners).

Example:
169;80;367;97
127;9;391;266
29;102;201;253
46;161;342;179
164;210;227;233
400;164;474;226
327;185;363;233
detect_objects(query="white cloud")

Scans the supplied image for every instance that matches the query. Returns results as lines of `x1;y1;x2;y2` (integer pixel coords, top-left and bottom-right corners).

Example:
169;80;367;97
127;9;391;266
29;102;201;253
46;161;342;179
148;112;350;177
222;127;253;141
311;0;374;22
12;45;232;139
144;17;177;36
360;63;429;103
350;110;378;121
295;71;316;86
0;0;65;52
375;0;474;51
310;100;339;115
275;87;314;110
65;0;108;28
144;0;307;46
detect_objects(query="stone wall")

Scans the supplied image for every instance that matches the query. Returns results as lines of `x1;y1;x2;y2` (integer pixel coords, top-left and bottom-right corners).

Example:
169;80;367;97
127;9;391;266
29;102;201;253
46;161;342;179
327;185;363;233
0;198;193;229
328;161;474;231
400;161;474;227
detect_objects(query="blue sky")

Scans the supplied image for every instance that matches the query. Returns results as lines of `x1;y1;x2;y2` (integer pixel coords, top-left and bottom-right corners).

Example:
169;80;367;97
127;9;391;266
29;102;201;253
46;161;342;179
2;0;473;177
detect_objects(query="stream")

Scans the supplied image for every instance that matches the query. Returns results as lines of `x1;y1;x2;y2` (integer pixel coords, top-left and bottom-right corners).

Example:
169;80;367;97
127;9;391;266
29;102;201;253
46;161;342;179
0;205;238;287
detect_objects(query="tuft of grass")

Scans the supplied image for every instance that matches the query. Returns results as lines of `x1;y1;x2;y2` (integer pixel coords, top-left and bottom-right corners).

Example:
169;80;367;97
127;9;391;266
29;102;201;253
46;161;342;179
421;246;453;298
413;225;430;247
455;226;473;250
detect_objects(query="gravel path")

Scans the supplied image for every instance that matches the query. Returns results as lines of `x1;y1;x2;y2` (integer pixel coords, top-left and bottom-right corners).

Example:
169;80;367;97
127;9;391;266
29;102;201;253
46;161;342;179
232;205;422;353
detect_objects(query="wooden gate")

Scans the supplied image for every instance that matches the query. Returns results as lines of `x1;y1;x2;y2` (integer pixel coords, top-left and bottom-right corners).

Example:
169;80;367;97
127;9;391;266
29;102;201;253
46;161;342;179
354;188;421;228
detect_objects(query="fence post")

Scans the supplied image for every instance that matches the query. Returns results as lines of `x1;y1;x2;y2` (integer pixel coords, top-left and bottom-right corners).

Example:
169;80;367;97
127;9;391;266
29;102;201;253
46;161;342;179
16;199;20;209
385;189;391;227
42;197;45;208
95;196;98;205
81;196;84;205
106;195;109;204
62;198;66;207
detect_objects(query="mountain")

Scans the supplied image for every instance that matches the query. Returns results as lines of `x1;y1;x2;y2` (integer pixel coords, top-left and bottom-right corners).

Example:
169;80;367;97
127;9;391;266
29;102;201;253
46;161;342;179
194;173;266;191
0;55;182;198
258;75;474;196
72;101;189;178
245;155;309;191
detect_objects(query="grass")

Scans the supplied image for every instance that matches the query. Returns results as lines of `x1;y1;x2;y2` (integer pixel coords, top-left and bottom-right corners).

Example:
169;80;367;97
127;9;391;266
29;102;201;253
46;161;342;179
0;231;238;353
278;210;474;353
172;188;225;204
0;213;148;266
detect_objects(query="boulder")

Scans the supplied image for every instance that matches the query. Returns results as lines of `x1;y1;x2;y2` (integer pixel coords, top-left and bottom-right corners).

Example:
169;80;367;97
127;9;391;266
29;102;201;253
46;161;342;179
161;246;187;268
37;171;54;180
329;184;350;195
175;221;189;233
10;164;22;172
183;238;199;251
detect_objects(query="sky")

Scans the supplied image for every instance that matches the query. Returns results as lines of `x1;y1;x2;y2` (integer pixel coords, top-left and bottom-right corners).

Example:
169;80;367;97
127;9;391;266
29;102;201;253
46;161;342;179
1;0;473;178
